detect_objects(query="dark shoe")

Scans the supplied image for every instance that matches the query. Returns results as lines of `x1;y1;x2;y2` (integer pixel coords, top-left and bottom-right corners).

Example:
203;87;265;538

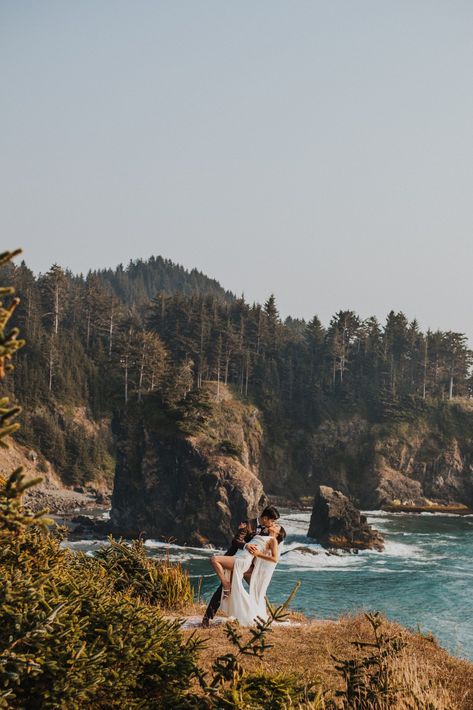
201;617;210;628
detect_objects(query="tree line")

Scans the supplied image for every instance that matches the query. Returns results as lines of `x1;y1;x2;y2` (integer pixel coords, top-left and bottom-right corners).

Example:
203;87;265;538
2;255;472;485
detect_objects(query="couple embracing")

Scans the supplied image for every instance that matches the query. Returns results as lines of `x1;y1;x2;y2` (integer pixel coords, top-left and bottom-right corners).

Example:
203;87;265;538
202;506;286;628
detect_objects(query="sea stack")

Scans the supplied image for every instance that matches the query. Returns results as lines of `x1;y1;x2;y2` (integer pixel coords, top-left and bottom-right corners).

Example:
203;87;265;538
308;485;384;552
110;384;267;548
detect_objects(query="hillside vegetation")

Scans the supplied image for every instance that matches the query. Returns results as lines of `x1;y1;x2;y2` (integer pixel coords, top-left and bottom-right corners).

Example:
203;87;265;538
1;253;472;504
0;253;469;708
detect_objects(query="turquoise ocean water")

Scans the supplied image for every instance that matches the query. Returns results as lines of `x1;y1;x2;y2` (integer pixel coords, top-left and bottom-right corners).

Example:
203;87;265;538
68;510;473;661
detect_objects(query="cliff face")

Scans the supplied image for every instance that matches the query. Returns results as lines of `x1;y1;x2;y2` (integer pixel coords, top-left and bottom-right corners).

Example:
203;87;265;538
111;392;473;539
302;403;473;509
0;436;110;514
110;386;267;547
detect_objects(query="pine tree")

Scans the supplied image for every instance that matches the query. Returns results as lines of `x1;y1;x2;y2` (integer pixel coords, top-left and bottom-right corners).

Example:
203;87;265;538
0;249;25;450
39;264;68;336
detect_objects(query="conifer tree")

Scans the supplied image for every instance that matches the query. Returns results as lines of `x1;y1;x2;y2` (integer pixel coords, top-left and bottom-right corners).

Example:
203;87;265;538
0;249;25;449
39;263;68;336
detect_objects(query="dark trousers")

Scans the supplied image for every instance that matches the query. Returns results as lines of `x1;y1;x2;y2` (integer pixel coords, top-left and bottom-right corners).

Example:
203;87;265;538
203;583;223;621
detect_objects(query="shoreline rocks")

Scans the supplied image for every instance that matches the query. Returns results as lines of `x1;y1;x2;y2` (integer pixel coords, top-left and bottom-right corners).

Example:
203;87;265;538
308;485;384;552
24;484;112;516
382;501;473;515
296;410;473;512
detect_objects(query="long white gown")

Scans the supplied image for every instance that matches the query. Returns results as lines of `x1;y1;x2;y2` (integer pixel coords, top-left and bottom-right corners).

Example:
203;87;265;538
220;535;278;626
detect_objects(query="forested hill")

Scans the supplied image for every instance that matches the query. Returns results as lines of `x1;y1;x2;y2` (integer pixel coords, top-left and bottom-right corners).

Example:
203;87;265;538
90;255;235;307
2;252;473;501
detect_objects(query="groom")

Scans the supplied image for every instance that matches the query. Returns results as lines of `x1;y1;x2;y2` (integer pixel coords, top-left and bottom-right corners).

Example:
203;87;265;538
201;505;280;627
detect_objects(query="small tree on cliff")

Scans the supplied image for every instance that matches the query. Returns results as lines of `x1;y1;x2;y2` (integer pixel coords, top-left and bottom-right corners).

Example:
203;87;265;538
0;249;25;451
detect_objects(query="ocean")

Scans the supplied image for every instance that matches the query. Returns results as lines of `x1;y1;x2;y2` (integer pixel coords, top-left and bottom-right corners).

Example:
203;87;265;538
67;509;473;661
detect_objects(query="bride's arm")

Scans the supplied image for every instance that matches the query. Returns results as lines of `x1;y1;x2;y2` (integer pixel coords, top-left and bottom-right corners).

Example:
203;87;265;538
251;538;279;563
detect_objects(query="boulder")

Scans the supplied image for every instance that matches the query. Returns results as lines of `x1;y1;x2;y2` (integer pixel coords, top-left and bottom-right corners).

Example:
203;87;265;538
308;485;384;551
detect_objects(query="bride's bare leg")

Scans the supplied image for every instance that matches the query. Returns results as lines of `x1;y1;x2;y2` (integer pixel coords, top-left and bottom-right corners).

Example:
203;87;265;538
210;555;235;590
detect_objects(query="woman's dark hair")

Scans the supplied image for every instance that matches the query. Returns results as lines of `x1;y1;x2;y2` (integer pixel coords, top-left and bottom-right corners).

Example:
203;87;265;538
276;526;286;543
261;505;280;521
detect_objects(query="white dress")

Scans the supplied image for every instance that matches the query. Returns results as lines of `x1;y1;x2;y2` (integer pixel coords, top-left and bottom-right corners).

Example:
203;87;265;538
220;535;278;626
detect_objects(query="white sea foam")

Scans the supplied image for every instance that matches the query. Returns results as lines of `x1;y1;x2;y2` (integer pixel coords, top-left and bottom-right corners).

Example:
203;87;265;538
381;540;424;558
279;545;366;570
189;573;215;579
282;565;359;573
63;539;107;548
420;512;473;518
279;513;311;537
144;539;218;555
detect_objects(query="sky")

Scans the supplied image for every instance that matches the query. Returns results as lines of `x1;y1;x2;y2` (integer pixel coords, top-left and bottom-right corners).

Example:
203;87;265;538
2;1;473;336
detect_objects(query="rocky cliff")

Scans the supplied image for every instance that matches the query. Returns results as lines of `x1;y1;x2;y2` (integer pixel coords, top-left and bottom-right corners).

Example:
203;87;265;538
0;437;109;514
301;402;473;509
110;385;267;547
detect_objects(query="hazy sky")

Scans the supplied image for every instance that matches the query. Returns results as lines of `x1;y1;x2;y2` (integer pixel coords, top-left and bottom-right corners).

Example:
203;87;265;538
2;1;473;335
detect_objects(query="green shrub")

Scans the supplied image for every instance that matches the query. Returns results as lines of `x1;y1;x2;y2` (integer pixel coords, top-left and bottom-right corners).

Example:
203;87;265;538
94;537;194;610
0;477;320;709
0;471;201;709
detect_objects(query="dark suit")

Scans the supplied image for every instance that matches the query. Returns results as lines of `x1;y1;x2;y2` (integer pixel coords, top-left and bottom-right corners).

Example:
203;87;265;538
203;519;266;623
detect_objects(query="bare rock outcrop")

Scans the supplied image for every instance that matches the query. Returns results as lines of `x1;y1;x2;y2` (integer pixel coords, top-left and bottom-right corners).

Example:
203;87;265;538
111;385;267;547
300;407;473;511
308;485;384;551
0;438;102;514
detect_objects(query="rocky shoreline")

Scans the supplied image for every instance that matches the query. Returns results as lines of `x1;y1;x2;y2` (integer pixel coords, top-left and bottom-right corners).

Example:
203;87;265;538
382;502;473;515
25;485;111;516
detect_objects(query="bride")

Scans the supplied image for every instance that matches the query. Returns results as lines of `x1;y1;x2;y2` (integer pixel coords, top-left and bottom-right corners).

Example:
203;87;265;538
210;522;286;626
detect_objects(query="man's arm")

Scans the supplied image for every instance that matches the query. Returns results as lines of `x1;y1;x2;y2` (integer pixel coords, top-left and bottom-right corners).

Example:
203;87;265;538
230;521;249;551
229;517;259;551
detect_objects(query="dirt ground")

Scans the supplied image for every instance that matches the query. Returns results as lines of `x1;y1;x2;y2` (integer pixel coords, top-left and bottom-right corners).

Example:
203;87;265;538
179;608;473;708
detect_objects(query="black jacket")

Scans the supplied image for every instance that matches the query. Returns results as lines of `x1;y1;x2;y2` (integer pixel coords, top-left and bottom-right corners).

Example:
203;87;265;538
224;518;266;556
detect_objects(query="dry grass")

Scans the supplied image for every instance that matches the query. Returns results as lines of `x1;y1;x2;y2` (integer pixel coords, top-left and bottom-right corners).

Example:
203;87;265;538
179;607;473;709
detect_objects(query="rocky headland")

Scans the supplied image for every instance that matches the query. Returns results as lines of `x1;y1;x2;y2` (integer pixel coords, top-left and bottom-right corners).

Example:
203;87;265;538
296;403;473;512
110;384;267;547
110;395;473;548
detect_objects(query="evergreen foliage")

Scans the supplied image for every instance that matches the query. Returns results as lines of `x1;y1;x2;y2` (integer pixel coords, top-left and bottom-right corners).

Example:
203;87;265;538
0;471;202;709
0;250;203;708
90;255;235;307
94;537;194;609
0;250;25;451
4;253;473;491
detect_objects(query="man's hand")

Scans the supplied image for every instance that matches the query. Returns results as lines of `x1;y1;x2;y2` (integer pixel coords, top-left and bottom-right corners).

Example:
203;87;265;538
246;543;259;556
